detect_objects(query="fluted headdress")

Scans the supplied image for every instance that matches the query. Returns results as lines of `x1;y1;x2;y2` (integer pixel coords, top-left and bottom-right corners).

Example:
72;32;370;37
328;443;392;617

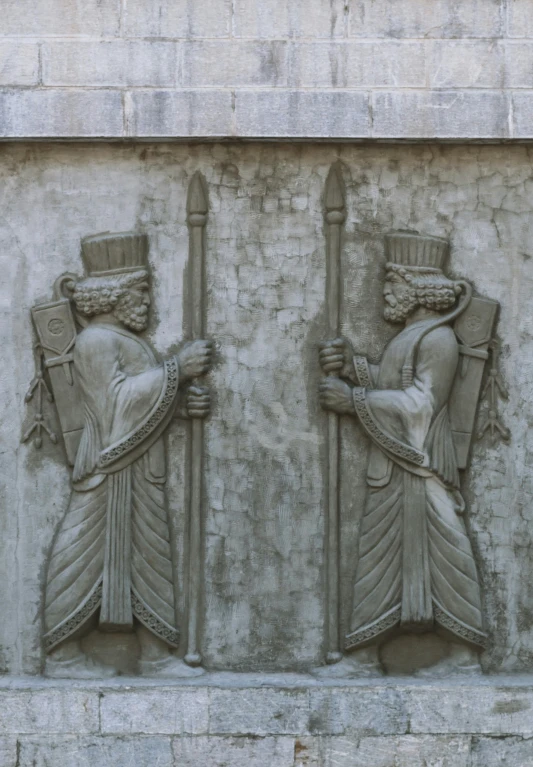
81;232;149;277
385;232;449;272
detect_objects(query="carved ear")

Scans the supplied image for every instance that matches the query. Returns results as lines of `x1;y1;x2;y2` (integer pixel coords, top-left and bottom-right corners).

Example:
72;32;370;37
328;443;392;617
53;272;79;301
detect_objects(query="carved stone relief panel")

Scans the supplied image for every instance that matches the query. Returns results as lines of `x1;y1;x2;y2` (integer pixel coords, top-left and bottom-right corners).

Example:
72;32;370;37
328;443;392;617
2;144;528;677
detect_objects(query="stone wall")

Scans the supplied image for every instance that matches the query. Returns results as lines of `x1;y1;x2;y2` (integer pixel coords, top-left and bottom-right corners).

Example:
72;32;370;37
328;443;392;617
1;0;533;139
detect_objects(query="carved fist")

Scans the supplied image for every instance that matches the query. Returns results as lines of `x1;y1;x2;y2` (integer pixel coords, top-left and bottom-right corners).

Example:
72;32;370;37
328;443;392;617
187;385;210;419
178;340;213;382
319;377;355;415
319;338;356;381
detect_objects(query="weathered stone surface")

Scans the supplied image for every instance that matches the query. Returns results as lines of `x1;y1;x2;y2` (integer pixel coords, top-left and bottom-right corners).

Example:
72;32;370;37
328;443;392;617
182;41;288;87
127;90;233;137
471;735;533;766
427;41;505;89
0;90;123;137
0;738;17;767
232;0;346;39
234;91;370;137
172;735;296;766
42;42;179;87
308;687;407;736
510;93;533;138
507;0;533;38
18;736;173;767
1;0;120;36
348;0;503;38
288;41;425;88
0;42;39;87
0;690;99;734
310;735;472;767
209;689;309;735
123;0;232;39
372;91;510;138
100;689;209;734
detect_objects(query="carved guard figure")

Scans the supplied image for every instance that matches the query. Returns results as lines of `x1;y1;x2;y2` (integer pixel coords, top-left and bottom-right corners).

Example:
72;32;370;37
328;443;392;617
318;232;490;677
36;232;212;678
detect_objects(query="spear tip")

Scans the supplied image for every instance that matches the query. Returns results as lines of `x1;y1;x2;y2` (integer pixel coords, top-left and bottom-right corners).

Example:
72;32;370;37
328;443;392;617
325;163;345;213
187;171;208;216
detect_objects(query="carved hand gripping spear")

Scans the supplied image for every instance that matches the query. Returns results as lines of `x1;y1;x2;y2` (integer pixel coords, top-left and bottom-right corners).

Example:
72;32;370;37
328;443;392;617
185;172;209;667
323;164;346;664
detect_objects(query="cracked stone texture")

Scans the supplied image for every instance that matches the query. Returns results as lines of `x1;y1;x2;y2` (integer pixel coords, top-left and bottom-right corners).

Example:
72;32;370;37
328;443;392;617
0;142;531;675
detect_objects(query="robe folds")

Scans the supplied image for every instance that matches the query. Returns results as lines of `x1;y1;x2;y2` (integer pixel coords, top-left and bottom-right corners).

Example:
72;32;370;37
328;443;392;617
346;320;487;651
44;323;181;651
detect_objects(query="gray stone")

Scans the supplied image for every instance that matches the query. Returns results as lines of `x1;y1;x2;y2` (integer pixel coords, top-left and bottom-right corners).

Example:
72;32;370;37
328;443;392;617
471;735;533;766
100;689;209;734
371;91;510;138
18;736;173;767
126;90;233;137
428;41;505;89
0;690;99;734
122;0;232;39
172;735;296;766
288;41;425;88
42;42;179;88
0;89;123;138
308;687;408;736
0;42;39;87
0;738;17;767
0;0;120;36
209;688;310;735
234;91;370;137
507;93;533;138
182;41;288;88
232;0;346;39
348;0;502;38
504;43;533;88
507;0;533;38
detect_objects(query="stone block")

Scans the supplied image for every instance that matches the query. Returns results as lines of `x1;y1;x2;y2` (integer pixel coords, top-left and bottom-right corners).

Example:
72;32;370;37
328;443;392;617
42;42;178;88
512;92;533;138
100;689;209;735
182;41;287;87
308;687;408;736
126;90;233;137
1;0;120;36
0;690;99;734
208;688;309;735
122;0;232;38
0;738;17;767
234;90;370;137
172;735;296;766
232;0;346;38
315;735;472;767
407;686;533;736
18;736;173;767
349;0;503;38
507;0;533;38
428;41;504;88
0;43;39;87
288;42;425;88
0;89;123;138
372;91;510;138
505;43;533;88
471;735;533;766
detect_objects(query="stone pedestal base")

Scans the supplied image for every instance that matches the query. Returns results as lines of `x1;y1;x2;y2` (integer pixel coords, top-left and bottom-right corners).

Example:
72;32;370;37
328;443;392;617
1;674;533;765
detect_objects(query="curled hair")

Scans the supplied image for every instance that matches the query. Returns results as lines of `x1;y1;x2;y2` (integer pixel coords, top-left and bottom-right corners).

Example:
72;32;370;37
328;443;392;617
386;263;461;312
72;270;149;317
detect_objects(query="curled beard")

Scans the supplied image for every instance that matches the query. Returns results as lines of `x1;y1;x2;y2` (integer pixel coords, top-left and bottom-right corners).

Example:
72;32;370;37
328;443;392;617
383;299;417;323
113;298;149;332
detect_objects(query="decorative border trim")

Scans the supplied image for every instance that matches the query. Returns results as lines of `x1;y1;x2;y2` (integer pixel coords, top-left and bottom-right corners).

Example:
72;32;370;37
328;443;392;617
98;357;179;469
345;605;402;650
44;580;103;652
352;388;425;466
132;590;180;648
434;601;488;649
353;356;372;388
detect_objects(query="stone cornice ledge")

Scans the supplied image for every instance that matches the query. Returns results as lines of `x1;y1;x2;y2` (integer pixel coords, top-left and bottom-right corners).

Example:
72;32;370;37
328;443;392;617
2;88;533;140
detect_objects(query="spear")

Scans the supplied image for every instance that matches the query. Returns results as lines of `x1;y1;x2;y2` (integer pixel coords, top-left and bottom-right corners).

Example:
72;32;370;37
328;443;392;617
185;171;208;667
323;164;346;664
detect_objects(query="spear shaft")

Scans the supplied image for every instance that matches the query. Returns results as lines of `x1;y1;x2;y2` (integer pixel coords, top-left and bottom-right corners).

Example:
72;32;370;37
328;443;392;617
324;164;346;663
185;172;208;667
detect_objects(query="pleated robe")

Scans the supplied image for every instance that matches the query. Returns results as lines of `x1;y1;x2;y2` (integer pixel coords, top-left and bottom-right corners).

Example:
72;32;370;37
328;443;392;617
346;320;486;650
44;323;181;651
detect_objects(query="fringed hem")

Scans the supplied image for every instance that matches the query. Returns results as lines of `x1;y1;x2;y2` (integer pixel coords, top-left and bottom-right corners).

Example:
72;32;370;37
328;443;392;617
433;600;487;649
44;580;103;652
132;590;180;648
345;605;401;650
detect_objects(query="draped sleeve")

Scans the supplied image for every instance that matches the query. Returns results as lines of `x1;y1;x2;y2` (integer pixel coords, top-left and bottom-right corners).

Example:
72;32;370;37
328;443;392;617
72;327;180;481
353;326;459;474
